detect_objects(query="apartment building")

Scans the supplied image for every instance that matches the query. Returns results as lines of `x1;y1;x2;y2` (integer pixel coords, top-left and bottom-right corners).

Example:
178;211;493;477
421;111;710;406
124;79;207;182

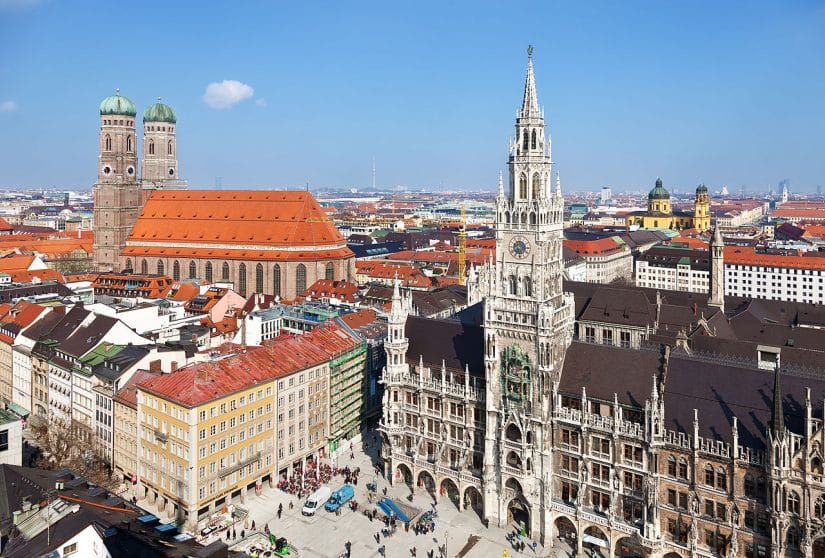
635;245;710;293
564;237;633;284
725;245;825;304
136;324;362;530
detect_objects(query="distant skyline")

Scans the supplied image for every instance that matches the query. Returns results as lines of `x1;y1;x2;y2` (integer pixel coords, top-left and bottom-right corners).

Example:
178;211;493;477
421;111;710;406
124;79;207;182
0;1;823;192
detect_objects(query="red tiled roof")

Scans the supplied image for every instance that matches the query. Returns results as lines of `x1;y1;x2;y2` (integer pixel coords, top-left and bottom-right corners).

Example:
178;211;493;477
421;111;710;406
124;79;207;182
92;273;173;298
300;279;360;303
127;191;353;261
564;237;625;256
339;308;378;330
773;208;825;218
139;325;362;407
0;300;47;344
114;370;162;410
725;246;825;271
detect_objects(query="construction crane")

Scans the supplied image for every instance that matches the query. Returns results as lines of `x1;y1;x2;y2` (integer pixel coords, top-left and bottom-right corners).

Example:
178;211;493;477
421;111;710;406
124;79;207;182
458;202;467;285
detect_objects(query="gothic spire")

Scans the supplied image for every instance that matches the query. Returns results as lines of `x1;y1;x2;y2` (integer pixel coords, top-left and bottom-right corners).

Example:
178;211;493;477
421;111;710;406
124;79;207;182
712;223;723;247
771;363;784;436
497;170;504;198
555;171;562;197
520;45;540;118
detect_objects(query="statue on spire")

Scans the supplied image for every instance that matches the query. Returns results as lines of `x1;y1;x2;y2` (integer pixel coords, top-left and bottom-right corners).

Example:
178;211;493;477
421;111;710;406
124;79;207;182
527;44;534;57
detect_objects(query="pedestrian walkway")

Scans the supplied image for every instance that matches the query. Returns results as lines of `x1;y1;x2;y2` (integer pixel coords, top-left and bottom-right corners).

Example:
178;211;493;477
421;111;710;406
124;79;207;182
133;430;565;557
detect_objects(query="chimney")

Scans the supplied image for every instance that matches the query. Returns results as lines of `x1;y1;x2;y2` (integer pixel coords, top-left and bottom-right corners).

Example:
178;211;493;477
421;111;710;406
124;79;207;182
148;359;162;373
170;361;178;372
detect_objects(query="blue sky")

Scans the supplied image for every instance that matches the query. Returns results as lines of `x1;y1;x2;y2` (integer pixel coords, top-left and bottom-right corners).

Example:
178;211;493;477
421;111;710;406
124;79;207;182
1;0;823;193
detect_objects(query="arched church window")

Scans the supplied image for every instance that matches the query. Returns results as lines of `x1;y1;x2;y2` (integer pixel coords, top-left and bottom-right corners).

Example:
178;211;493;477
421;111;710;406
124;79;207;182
221;262;230;280
325;262;334;281
124;259;132;272
140;259;148;275
524;276;532;297
255;263;264;294
148;141;155;155
126;135;132;152
531;129;537;149
522;129;529;151
519;174;527;200
532;173;541;198
529;212;536;225
168;141;173;155
172;260;180;281
104;135;112;151
296;264;307;294
204;262;213;282
157;260;164;275
238;263;247;295
273;264;281;297
189;260;196;279
508;275;517;295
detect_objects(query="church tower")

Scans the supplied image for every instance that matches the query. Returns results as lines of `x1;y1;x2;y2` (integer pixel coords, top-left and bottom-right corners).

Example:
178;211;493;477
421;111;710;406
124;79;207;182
693;184;710;232
708;225;725;311
141;98;186;201
92;90;142;272
473;47;575;541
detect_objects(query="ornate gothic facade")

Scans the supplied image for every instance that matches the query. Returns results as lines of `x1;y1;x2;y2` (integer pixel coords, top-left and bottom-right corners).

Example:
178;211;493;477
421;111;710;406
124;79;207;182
379;50;825;558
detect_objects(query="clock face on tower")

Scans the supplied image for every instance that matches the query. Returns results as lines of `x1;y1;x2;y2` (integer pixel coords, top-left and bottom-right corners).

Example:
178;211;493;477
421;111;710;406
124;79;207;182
509;236;531;259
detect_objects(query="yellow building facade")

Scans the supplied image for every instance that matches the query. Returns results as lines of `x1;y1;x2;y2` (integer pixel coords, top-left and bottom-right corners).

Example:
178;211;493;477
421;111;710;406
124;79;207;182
625;178;710;232
137;378;278;529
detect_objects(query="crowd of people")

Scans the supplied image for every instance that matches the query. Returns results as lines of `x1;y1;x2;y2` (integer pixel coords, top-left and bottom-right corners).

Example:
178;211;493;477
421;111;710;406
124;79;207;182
275;459;337;498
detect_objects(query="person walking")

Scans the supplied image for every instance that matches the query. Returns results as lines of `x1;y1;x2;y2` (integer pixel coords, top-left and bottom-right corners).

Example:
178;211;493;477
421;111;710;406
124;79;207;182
378;545;386;557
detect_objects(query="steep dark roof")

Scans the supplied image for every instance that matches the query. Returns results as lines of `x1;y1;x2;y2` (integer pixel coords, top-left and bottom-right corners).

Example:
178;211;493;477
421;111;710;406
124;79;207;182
637;246;710;271
40;305;90;344
58;314;118;358
93;345;152;382
19;307;65;341
578;287;654;328
560;342;660;407
405;314;484;377
664;354;825;450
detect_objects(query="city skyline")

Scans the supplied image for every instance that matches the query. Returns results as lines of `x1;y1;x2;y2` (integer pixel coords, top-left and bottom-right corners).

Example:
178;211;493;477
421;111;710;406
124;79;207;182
1;1;824;192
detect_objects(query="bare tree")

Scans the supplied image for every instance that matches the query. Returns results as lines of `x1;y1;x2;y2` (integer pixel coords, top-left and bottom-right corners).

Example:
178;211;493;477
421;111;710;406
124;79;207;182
29;418;118;490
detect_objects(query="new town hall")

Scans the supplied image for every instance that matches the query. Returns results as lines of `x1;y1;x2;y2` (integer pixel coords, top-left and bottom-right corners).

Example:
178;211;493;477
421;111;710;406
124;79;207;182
380;51;825;558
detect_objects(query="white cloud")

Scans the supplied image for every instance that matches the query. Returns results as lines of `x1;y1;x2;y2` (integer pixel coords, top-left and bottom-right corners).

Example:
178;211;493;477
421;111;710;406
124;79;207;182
0;100;16;113
255;98;267;107
203;80;254;109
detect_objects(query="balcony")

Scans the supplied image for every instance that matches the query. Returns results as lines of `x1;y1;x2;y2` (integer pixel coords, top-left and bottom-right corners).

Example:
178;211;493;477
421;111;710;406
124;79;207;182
154;430;168;443
212;451;262;481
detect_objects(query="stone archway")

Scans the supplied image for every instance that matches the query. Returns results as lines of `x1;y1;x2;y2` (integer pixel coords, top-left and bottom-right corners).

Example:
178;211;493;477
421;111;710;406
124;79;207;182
505;477;523;495
583;526;609;558
615;536;644;558
815;537;825;558
396;463;413;487
554;516;577;545
663;553;683;558
440;478;460;509
418;470;435;493
463;486;483;519
507;497;530;535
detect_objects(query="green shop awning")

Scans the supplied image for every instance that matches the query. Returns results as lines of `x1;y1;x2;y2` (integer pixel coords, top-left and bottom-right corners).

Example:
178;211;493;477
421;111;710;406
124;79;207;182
6;403;29;418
